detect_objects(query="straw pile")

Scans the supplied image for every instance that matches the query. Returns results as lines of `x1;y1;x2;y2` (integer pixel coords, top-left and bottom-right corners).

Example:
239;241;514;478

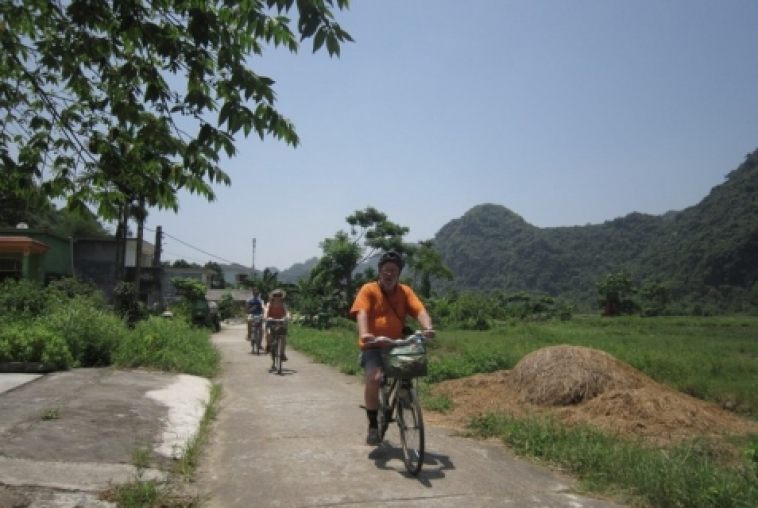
427;344;758;444
510;345;646;406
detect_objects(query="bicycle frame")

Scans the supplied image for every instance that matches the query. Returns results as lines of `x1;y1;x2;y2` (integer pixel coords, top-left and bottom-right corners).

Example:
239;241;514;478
371;332;428;476
266;318;287;375
250;316;263;354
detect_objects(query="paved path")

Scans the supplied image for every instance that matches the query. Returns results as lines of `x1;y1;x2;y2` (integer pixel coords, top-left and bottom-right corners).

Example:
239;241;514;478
194;324;621;507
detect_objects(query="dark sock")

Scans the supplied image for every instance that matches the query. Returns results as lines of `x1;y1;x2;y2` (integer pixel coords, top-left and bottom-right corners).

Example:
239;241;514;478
366;409;378;428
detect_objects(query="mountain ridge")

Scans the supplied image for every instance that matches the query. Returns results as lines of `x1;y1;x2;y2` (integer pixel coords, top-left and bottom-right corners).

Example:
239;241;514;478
432;148;758;312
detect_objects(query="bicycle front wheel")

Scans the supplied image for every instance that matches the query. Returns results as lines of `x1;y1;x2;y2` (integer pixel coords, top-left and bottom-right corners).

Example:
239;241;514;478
377;382;390;441
397;386;425;476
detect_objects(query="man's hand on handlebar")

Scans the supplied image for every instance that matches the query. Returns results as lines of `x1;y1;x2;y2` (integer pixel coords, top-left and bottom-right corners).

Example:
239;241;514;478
360;335;393;349
420;328;435;339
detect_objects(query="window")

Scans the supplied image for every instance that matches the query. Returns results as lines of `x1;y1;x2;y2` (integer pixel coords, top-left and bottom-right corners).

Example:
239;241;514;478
0;257;22;282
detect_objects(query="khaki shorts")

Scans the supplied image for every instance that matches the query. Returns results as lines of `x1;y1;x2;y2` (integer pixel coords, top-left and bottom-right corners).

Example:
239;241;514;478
359;349;383;370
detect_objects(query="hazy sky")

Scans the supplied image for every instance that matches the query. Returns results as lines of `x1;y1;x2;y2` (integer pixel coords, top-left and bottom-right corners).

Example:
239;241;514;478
144;0;758;271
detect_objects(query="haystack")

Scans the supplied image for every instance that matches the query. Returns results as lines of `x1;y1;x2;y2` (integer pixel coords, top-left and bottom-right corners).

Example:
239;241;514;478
511;345;646;406
428;344;758;444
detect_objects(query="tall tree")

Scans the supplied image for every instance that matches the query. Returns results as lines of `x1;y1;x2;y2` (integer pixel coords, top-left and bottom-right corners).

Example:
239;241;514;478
312;207;409;313
1;0;352;221
408;240;453;298
597;271;637;316
205;262;226;289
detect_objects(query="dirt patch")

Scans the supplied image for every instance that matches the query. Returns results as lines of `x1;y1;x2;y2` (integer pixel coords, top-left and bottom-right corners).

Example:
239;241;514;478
428;345;758;445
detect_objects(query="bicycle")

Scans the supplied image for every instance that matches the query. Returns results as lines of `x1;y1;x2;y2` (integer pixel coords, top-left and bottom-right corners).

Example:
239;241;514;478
366;332;429;476
266;317;288;375
248;314;264;355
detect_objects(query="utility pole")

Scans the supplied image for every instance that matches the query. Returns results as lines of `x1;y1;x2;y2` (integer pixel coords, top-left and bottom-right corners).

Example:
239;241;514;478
251;237;256;280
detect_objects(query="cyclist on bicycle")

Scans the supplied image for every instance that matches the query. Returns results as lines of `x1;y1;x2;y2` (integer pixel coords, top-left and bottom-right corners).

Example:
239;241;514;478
349;250;434;446
264;288;290;363
245;287;265;341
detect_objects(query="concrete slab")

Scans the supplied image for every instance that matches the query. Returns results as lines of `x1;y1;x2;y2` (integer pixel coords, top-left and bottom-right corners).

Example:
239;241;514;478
0;373;41;394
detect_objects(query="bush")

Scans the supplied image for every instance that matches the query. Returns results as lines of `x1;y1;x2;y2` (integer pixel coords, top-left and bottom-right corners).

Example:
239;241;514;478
113;317;219;377
112;281;147;325
45;297;127;367
0;321;74;369
0;279;47;319
217;292;236;320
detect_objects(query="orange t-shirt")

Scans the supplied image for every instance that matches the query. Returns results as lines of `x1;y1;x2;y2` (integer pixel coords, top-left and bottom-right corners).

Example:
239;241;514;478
349;282;426;349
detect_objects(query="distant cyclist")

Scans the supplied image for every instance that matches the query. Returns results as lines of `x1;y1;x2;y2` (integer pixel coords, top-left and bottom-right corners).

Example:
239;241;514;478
264;288;291;362
349;250;434;446
245;287;265;340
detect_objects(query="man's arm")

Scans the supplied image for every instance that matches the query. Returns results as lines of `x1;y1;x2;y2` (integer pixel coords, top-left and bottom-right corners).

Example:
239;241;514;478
356;309;371;339
416;310;435;338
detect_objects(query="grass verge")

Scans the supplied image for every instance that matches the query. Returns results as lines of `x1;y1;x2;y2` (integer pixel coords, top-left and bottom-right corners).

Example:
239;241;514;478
469;413;758;508
104;383;222;507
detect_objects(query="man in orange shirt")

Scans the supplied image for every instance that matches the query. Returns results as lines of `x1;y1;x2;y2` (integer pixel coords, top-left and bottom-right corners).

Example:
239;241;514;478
349;250;434;446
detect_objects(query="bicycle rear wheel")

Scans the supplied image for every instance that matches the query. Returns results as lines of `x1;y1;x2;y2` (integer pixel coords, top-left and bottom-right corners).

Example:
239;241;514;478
397;385;424;476
276;334;284;375
269;336;278;371
252;327;262;355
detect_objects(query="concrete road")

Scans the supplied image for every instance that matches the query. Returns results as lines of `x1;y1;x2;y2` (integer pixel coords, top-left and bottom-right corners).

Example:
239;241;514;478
194;324;621;507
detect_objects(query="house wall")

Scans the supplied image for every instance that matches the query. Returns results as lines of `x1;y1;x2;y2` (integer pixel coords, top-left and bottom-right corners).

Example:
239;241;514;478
0;230;73;284
73;239;119;300
125;239;155;268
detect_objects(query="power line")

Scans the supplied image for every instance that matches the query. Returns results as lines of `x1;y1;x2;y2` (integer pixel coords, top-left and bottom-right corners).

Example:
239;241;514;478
144;224;247;266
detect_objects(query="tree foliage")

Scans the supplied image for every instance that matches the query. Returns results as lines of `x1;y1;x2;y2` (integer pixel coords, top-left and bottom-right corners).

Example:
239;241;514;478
171;277;207;301
408;240;453;298
596;271;637;316
1;0;352;220
205;261;225;289
310;207;409;314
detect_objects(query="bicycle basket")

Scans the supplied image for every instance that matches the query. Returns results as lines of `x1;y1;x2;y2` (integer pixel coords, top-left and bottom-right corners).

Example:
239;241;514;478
382;341;427;378
267;321;287;335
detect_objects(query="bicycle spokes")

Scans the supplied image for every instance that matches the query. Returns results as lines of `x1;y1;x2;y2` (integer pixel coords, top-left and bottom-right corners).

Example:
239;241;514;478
397;389;425;476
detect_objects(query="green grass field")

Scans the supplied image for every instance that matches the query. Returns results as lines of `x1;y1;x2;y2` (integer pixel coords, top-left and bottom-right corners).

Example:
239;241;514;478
288;316;758;507
290;315;758;418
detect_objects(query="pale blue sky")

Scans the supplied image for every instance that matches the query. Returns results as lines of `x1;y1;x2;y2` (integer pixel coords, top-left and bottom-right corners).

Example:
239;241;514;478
145;0;758;271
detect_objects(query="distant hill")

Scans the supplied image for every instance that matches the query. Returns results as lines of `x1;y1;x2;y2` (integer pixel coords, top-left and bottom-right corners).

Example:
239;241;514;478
433;148;758;312
278;257;319;283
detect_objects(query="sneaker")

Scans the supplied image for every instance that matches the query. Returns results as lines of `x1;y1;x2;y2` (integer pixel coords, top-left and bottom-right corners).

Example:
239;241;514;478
366;426;381;446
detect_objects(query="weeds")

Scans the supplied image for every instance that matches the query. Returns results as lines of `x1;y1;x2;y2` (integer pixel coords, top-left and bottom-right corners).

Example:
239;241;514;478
113;316;220;377
175;383;221;480
104;384;221;507
41;408;59;420
469;413;758;507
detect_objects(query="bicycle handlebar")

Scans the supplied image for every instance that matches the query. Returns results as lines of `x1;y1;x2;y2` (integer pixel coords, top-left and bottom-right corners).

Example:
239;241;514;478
363;331;430;348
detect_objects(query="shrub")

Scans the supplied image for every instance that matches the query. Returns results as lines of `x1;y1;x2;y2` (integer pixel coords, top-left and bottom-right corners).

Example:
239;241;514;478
112;281;147;325
44;297;127;367
47;277;105;304
114;317;219;377
0;279;47;319
0;322;73;369
217;292;236;319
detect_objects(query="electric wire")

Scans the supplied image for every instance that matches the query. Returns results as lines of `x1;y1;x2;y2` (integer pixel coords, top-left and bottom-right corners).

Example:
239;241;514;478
143;224;247;266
